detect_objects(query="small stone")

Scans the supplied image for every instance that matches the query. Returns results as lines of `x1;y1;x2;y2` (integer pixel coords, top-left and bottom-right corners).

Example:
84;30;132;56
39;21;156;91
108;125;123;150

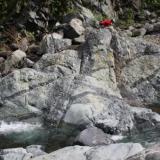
73;35;85;44
144;23;154;33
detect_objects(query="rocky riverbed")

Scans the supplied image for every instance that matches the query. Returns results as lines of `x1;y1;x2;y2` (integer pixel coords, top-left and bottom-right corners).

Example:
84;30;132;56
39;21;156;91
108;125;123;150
0;0;160;160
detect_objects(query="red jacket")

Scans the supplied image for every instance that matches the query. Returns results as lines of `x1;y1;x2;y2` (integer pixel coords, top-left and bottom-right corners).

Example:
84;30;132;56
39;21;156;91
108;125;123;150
99;19;113;27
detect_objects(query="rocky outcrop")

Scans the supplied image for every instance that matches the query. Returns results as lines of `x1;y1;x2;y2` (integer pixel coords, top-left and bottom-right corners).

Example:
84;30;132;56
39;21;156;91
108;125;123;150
127;144;160;160
30;143;144;160
0;27;160;135
111;31;160;107
0;49;80;123
0;145;46;160
0;0;160;159
39;33;72;55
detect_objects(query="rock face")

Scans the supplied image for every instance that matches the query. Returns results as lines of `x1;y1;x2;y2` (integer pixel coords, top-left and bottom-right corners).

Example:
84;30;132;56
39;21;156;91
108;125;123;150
0;28;160;135
1;1;160;159
0;49;81;123
127;144;160;160
30;143;144;160
3;50;26;74
0;145;46;160
39;33;72;55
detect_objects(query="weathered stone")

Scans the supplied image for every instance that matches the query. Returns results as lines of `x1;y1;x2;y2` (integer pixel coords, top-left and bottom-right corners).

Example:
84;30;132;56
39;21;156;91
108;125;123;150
39;33;72;54
75;127;114;146
111;32;160;106
30;143;144;160
0;148;32;160
73;35;85;44
144;23;154;33
153;22;160;32
63;18;85;39
34;50;81;75
132;28;146;37
26;145;46;157
0;57;5;64
3;50;26;74
127;144;160;160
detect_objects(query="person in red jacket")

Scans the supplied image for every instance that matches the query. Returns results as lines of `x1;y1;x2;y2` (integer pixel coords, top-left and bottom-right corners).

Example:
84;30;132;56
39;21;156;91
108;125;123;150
99;19;114;27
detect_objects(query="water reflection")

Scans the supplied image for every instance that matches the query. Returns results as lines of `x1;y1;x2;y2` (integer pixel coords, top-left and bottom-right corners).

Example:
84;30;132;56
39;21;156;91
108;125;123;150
119;127;160;147
0;125;80;153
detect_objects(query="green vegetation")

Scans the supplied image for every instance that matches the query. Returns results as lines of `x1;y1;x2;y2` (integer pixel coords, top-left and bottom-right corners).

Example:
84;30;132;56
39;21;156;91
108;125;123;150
116;8;134;29
48;0;74;19
0;0;75;24
143;0;160;10
0;0;27;23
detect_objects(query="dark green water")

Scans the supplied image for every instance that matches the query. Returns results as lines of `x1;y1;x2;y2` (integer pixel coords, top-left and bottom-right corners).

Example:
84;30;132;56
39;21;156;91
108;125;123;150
0;125;80;153
119;127;160;147
0;123;160;152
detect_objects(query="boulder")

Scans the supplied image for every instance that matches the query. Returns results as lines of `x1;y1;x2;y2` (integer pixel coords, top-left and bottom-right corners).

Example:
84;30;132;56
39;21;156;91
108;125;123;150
111;32;160;107
26;145;46;157
73;35;85;44
144;23;154;33
0;57;5;64
75;127;114;146
34;50;81;75
30;143;144;160
63;18;85;39
39;33;72;55
0;49;81;123
127;144;160;160
153;22;160;32
0;145;46;160
3;50;26;74
80;28;120;97
132;28;146;37
76;5;96;26
0;148;32;160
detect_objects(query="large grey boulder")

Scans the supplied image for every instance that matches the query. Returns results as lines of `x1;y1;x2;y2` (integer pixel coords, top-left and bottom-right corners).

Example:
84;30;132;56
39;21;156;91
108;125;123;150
64;75;160;134
34;50;81;75
30;143;144;160
39;33;72;55
111;32;160;107
127;144;160;160
80;28;120;97
153;22;160;32
61;29;160;134
0;148;32;160
75;127;114;146
0;49;81;124
0;145;46;160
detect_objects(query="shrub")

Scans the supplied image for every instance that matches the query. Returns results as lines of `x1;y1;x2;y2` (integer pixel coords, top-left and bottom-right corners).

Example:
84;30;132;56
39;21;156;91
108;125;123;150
117;8;134;29
142;0;160;10
0;0;75;24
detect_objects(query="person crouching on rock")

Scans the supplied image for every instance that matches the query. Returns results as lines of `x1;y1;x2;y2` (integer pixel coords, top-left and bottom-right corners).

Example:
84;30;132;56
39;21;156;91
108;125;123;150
99;19;114;27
